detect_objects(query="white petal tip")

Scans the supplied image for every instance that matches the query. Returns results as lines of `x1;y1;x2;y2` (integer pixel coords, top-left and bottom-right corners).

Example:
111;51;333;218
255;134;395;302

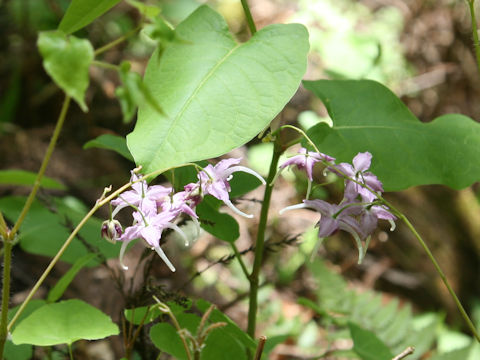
121;264;129;271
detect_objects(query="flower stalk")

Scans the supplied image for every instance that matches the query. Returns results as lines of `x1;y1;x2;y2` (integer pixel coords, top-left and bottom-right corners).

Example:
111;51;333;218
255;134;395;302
247;140;283;338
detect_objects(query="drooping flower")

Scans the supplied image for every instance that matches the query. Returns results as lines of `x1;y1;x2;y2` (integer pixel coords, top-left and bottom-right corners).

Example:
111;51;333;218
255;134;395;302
111;171;172;217
118;210;188;272
101;219;123;243
197;158;266;218
333;152;383;202
279;148;335;181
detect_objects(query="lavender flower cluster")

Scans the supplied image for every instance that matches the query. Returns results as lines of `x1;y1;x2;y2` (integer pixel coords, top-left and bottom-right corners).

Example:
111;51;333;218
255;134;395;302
101;159;265;272
279;148;396;263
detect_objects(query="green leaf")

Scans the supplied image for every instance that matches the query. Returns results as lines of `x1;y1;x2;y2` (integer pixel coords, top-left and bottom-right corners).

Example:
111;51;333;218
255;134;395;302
124;306;163;325
11;299;119;346
4;300;47;360
127;5;309;173
202;329;247;360
0;196;118;265
196;299;256;351
58;0;122;34
0;169;65;190
126;0;161;19
348;322;393;360
47;253;98;303
196;196;240;243
83;134;134;161
115;61;164;124
229;171;264;198
150;323;189;360
304;79;480;191
37;31;93;111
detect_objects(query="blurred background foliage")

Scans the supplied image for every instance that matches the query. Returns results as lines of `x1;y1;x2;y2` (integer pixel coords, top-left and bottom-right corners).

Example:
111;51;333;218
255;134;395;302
1;0;480;359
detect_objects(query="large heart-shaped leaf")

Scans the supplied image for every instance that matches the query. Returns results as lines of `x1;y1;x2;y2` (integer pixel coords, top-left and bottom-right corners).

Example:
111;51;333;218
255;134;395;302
11;300;119;346
127;5;309;173
37;31;93;111
58;0;122;34
304;80;480;191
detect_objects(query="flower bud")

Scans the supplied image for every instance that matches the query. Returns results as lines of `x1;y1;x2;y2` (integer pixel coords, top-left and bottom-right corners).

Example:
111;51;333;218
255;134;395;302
101;219;123;243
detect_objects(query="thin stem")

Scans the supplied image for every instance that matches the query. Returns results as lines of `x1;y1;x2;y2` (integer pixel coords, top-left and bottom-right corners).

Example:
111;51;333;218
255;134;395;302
94;25;142;56
247;141;283;338
467;1;480;75
392;346;415;360
230;243;250;279
398;213;480;342
10;96;71;237
91;60;120;71
153;297;193;360
253;336;267;360
0;240;13;357
68;344;74;360
240;0;257;35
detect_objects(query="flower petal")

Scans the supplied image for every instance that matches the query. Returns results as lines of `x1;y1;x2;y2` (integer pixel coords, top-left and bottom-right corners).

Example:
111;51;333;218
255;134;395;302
353;152;372;172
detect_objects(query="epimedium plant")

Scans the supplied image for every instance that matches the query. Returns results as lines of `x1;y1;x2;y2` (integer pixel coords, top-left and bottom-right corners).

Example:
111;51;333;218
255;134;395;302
1;0;480;359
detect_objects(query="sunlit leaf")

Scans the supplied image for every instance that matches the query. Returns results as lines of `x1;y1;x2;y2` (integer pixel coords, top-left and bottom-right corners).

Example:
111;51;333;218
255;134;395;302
11;299;119;346
37;31;93;111
84;134;134;161
58;0;122;34
127;5;309;173
304;79;480;191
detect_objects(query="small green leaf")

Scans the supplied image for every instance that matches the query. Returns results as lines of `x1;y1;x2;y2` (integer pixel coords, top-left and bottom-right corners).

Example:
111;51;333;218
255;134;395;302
304;79;480;191
228;171;264;198
126;0;161;19
84;134;134;161
47;253;97;303
37;31;93;111
124;306;163;325
0;169;65;190
11;299;119;346
58;0;122;34
348;322;393;360
128;5;309;173
115;61;164;123
196;196;240;243
150;323;189;360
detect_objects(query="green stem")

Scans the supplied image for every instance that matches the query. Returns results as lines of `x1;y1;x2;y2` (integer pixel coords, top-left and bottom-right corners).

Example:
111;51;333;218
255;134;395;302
10;95;71;237
0;212;7;239
68;344;74;360
398;212;480;342
153;297;193;360
247;141;283;338
0;240;13;358
91;60;120;71
467;1;480;75
94;25;142;56
240;0;257;35
230;243;250;279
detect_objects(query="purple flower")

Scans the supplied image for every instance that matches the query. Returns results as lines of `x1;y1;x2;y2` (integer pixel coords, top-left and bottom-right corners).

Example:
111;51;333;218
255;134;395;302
334;152;383;202
111;171;172;217
101;219;123;243
280;197;396;263
198;158;266;218
119;210;187;272
279;148;335;181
